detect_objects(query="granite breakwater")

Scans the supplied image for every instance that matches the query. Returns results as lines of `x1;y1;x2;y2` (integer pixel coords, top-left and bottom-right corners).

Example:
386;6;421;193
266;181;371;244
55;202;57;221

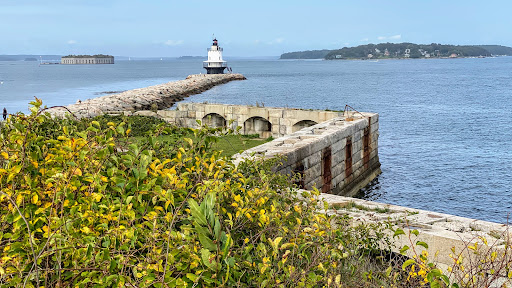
46;73;246;118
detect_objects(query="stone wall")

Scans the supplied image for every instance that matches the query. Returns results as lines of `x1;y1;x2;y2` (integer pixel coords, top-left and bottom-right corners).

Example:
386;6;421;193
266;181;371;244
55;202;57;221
319;192;512;283
132;103;346;138
233;112;380;197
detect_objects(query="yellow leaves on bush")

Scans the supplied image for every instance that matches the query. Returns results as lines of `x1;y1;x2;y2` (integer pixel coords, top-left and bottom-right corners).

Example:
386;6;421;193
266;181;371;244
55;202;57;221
73;168;82;176
91;193;102;202
31;194;39;204
80;226;91;234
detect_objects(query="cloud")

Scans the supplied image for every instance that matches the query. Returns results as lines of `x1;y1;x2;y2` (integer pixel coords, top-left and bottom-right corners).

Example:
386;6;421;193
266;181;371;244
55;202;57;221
164;40;184;46
377;34;402;41
267;38;285;45
361;38;369;42
67;40;77;44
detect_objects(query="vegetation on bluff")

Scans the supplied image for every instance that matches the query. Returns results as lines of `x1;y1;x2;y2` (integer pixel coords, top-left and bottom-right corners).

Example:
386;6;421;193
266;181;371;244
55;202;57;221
2;99;512;287
0;99;395;287
280;50;332;60
280;43;512;60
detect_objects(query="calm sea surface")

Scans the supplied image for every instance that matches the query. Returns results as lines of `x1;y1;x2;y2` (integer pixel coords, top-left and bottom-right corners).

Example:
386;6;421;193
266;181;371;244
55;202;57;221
1;58;512;223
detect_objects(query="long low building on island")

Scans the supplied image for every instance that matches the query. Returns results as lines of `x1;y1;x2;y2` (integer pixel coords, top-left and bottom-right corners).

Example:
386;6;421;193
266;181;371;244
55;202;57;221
61;54;114;64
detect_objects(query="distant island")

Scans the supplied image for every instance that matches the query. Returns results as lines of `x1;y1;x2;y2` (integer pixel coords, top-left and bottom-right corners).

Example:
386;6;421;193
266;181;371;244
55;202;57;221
0;55;61;61
280;43;512;60
178;56;206;60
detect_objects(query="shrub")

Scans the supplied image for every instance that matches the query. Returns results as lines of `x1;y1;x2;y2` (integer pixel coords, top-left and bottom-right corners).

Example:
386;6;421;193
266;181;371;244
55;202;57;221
0;99;400;287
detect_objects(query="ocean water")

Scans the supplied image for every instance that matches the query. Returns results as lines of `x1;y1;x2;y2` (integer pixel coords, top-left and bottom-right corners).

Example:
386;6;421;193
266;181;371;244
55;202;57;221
1;58;512;223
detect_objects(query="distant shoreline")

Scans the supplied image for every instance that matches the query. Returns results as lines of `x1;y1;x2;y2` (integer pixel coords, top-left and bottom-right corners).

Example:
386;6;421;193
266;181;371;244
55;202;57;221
281;43;512;60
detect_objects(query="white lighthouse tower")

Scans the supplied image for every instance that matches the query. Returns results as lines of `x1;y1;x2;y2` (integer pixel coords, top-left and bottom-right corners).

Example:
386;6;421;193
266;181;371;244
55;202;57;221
203;37;227;74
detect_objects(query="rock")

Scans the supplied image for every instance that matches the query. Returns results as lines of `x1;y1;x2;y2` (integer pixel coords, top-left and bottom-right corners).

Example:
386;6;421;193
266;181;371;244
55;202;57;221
46;74;246;119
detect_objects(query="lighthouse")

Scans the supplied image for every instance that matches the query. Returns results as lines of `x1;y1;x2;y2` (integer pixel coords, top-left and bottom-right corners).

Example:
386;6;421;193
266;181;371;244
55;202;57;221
203;37;227;74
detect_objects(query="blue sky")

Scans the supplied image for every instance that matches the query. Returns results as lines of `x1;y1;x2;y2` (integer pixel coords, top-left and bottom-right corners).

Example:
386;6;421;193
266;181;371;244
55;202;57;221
2;0;512;57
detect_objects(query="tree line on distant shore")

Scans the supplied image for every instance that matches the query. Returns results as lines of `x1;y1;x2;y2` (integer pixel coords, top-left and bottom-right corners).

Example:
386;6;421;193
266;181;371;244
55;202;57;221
280;43;512;60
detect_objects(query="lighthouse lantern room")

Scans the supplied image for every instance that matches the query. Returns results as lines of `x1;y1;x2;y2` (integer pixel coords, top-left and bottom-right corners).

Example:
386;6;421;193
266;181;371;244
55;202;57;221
203;37;227;74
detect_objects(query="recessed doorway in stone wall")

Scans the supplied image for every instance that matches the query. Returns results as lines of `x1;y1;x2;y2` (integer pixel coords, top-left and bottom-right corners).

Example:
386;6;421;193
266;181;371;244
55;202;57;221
292;120;318;133
202;113;227;128
244;116;271;138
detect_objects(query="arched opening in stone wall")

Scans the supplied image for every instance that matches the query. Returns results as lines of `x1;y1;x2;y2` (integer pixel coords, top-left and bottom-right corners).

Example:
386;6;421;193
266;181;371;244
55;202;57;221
292;120;318;132
244;116;272;138
202;113;226;128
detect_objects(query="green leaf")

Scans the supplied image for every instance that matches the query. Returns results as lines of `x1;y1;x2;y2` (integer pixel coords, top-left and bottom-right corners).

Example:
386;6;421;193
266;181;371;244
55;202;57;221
214;218;221;239
116;125;125;135
125;196;134;205
393;228;405;237
188;199;208;226
416;241;429;249
106;274;117;283
198;233;217;251
132;168;140;180
221;233;233;257
402;259;416;270
201;248;218;271
186;273;199;282
400;245;409;255
109;259;117;273
411;229;420;236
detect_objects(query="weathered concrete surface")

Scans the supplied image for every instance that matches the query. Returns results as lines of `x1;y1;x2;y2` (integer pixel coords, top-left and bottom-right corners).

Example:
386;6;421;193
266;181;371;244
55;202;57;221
319;192;512;284
46;74;246;118
233;111;381;197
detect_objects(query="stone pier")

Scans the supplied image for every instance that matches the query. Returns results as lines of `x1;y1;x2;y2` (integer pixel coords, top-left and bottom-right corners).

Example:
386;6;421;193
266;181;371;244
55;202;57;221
46;74;246;118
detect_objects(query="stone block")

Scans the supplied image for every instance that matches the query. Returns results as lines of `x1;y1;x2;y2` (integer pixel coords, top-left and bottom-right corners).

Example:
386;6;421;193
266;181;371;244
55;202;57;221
233;106;248;116
332;139;346;153
352;130;362;142
188;111;196;118
332;150;345;166
371;122;379;133
204;104;227;116
284;138;300;145
283;109;299;119
157;110;175;118
351;140;361;156
279;125;287;136
175;110;188;118
309;137;330;154
332;173;345;188
352;150;362;164
304;163;321;183
332;163;344;180
247;107;268;118
352;160;362;174
195;111;205;119
268;109;283;118
305;176;322;190
303;151;321;169
134;110;158;117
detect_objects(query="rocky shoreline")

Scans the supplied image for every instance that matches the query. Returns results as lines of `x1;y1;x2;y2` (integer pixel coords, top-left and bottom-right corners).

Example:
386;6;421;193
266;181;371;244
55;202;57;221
46;73;246;118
